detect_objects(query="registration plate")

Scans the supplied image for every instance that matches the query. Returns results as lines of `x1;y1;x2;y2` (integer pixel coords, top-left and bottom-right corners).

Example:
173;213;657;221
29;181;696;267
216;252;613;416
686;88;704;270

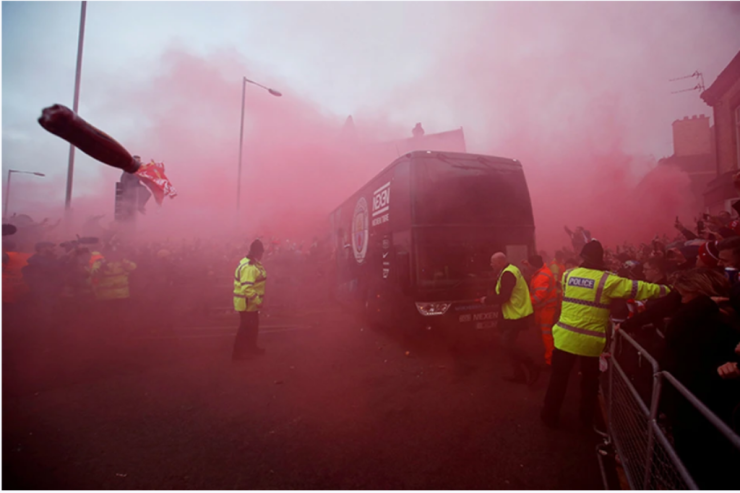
476;321;497;330
459;312;497;323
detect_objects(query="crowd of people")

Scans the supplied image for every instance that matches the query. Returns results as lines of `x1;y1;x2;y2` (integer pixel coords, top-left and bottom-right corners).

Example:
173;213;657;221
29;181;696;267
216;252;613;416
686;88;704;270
4;185;740;487
551;216;740;416
1;213;333;350
540;213;740;487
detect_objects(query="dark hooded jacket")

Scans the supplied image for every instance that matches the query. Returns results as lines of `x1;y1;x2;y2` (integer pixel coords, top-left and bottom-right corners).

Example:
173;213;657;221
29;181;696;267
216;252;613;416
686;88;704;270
22;253;66;298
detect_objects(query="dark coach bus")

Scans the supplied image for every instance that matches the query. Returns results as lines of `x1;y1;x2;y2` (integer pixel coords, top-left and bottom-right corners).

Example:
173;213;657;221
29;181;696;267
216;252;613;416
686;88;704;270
329;150;536;334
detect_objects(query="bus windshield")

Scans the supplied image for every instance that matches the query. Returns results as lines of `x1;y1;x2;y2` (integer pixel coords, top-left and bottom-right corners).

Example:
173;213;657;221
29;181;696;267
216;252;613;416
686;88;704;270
415;228;501;288
413;157;533;226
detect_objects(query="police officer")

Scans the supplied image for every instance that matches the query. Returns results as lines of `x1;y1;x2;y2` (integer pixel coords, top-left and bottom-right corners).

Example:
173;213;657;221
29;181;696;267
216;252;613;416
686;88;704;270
540;240;670;428
89;248;138;338
232;239;267;360
90;248;137;302
481;252;540;385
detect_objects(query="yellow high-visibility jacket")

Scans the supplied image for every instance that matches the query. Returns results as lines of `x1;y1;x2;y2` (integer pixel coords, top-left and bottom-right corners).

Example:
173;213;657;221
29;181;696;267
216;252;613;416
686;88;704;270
496;264;534;320
554;267;670;357
549;261;566;294
90;259;137;300
233;257;267;312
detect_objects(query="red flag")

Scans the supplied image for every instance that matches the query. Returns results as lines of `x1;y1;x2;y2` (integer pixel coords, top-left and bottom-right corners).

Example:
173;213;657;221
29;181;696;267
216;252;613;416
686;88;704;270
135;160;177;205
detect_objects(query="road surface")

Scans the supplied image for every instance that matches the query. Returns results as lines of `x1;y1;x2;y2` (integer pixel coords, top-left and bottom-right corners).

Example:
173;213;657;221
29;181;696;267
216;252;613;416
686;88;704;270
3;307;606;489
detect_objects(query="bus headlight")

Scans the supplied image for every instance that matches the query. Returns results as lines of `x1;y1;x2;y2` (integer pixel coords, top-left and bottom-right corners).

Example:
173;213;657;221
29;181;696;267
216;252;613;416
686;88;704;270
415;302;451;316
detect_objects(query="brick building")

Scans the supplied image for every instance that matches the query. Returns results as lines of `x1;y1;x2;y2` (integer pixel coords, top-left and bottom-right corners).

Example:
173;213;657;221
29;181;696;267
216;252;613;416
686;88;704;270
701;50;740;213
657;114;716;210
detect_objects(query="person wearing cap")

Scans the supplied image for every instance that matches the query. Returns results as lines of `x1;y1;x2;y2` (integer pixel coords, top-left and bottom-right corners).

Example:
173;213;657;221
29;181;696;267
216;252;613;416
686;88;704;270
232;239;267;359
540;239;671;429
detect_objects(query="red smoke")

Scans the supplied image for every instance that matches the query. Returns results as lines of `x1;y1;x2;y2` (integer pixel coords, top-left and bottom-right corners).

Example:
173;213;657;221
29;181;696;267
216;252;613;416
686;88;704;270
11;2;740;252
378;2;738;252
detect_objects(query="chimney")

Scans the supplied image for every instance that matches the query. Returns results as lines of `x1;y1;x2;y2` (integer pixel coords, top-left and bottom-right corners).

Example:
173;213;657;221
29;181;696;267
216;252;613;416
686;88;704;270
672;114;711;156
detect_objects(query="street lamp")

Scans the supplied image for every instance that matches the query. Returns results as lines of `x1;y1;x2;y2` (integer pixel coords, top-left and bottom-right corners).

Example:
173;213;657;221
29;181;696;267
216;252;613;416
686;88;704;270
3;170;46;219
237;76;282;215
65;0;87;212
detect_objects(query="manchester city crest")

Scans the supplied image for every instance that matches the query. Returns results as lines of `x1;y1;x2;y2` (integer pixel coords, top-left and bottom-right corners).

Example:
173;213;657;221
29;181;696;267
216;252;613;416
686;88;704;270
352;197;369;264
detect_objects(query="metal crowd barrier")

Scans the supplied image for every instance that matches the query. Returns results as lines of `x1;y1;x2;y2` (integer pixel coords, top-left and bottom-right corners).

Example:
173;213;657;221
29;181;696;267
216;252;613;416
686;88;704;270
598;326;740;490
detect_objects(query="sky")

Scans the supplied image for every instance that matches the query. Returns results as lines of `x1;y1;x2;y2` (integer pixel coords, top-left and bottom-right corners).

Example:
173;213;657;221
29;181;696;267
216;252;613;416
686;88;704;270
2;1;740;248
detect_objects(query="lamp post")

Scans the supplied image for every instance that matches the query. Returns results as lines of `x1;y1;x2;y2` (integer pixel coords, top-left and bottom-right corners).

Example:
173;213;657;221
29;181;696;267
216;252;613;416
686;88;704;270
4;170;46;219
65;0;87;212
236;77;282;216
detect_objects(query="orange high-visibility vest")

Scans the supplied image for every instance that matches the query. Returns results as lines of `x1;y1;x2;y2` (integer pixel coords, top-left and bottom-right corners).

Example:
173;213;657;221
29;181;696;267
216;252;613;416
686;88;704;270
530;265;558;309
2;251;31;303
530;264;559;365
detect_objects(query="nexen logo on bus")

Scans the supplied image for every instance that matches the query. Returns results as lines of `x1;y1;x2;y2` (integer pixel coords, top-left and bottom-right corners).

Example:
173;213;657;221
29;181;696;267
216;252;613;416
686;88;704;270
372;181;391;227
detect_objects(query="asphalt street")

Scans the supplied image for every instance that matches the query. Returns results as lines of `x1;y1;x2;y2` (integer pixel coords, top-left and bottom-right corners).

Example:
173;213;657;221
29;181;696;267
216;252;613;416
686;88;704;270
3;307;607;489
